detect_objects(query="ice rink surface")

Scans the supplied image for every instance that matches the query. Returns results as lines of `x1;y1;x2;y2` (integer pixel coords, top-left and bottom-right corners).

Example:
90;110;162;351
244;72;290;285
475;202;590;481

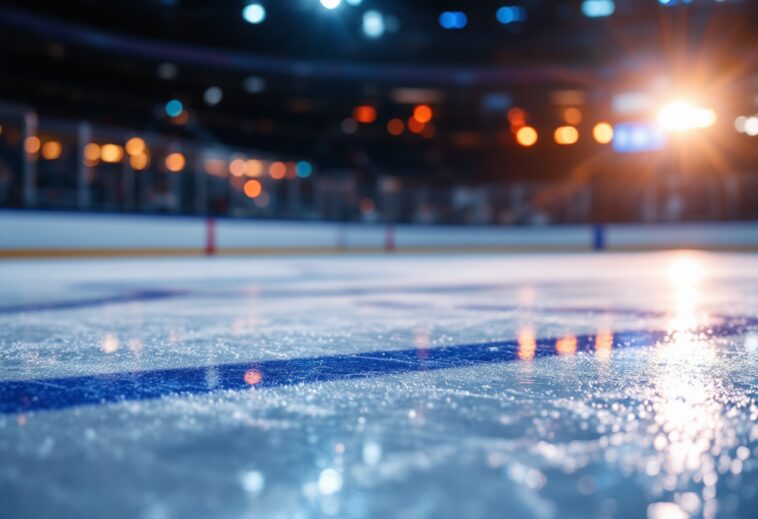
1;251;757;519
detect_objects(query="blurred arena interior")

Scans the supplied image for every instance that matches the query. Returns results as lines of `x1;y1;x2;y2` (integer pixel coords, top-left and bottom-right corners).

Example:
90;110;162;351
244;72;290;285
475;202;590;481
2;3;758;519
0;0;757;254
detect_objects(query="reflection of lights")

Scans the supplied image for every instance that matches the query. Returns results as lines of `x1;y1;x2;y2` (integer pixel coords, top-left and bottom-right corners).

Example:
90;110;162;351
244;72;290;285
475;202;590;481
516;126;538;147
665;254;705;333
666;255;704;288
647;502;687;519
554;126;579;145
127;338;143;353
244;369;262;385
594;329;614;359
41;140;62;160
239;470;265;494
244;179;262;199
362;441;382;465
102;333;119;353
593;122;614;144
165;152;186;172
24;136;41;154
555;335;577;355
100;144;124;163
657;100;716;132
517;327;537;360
317;468;343;495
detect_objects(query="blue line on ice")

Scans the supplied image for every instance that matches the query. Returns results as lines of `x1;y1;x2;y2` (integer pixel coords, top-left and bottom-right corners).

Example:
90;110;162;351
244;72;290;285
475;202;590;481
1;318;754;415
0;282;571;315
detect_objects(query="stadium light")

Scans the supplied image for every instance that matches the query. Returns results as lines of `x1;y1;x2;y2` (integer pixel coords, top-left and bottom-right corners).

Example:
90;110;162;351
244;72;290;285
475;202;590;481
657;100;716;132
242;3;266;24
320;0;341;10
581;0;616;18
362;11;385;39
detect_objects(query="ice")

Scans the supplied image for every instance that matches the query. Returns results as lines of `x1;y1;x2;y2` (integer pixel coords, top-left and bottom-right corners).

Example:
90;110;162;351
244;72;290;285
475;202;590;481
1;252;757;518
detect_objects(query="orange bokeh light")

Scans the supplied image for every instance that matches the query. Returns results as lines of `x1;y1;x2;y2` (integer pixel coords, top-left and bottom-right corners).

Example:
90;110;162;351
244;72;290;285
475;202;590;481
41;140;62;160
593;122;614;144
100;144;124;163
516;126;538;147
24;136;41;154
554;126;579;145
387;118;404;136
507;107;527;128
353;105;377;124
229;158;246;177
244;179;262;199
407;117;424;134
246;159;263;177
165;152;185;172
563;107;583;125
269;161;286;179
125;137;146;156
413;104;433;124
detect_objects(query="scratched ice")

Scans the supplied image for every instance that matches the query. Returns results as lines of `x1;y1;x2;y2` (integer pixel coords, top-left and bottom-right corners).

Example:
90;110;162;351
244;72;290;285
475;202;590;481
1;252;757;519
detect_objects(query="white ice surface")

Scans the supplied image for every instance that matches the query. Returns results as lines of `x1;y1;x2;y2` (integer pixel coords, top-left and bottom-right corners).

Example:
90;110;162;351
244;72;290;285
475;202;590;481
1;252;757;519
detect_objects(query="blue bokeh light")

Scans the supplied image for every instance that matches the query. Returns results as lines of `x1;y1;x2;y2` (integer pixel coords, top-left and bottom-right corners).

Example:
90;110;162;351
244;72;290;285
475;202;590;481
439;12;467;30
296;161;313;178
581;0;616;18
496;6;527;24
165;99;183;118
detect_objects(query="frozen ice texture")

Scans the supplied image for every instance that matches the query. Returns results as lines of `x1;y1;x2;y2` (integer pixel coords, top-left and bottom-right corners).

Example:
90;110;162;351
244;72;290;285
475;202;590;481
0;252;757;518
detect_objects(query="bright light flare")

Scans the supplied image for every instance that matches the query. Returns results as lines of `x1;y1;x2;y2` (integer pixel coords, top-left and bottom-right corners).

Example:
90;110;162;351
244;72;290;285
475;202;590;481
554;126;579;145
593;122;614;144
657;100;716;132
516;126;538;147
320;0;341;10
